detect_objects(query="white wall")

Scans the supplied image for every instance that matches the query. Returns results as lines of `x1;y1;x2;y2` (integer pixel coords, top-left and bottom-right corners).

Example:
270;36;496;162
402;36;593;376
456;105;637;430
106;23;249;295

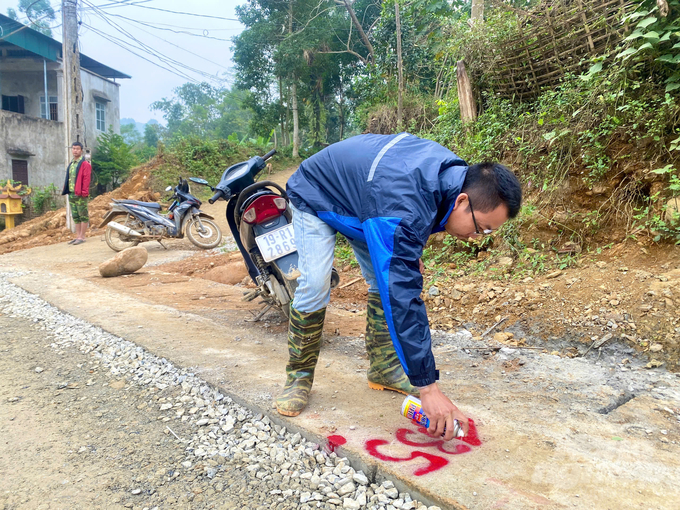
0;110;66;189
80;69;121;151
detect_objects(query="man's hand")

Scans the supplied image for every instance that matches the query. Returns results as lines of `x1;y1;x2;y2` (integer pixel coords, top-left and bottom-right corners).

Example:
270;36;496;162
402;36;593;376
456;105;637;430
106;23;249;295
419;258;425;274
419;383;469;441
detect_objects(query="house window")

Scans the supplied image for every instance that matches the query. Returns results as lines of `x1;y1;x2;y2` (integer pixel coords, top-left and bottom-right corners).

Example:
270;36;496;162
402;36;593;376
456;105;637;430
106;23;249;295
2;95;25;114
12;160;29;186
96;101;106;131
40;96;59;121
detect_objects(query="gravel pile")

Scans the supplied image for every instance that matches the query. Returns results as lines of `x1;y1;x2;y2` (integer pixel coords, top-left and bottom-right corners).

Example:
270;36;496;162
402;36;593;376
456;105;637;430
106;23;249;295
0;273;443;510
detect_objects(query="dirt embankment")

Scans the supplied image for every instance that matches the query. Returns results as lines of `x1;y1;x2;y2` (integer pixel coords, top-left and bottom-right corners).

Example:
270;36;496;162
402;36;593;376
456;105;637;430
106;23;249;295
0;160;161;255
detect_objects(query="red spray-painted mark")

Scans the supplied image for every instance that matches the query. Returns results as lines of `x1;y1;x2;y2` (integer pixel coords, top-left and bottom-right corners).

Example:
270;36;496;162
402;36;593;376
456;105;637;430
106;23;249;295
397;418;482;452
327;434;347;453
364;419;482;476
365;439;449;476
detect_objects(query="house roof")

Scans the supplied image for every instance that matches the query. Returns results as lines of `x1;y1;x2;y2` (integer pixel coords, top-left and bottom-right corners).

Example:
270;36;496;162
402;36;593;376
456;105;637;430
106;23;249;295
0;13;130;79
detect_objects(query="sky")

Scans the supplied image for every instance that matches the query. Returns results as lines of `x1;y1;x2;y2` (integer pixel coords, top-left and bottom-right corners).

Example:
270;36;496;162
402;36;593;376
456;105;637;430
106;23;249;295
0;0;245;124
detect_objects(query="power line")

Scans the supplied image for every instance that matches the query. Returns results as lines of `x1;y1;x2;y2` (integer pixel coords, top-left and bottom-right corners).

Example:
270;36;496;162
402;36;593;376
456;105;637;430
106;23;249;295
84;24;200;83
82;0;229;83
83;1;202;71
96;11;231;70
89;0;240;22
96;11;238;42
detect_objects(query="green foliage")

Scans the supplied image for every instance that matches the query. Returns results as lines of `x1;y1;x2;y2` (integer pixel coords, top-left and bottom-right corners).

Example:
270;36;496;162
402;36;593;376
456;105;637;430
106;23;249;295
334;234;360;269
617;0;680;93
120;123;142;146
92;128;137;193
651;163;680;195
6;0;55;36
144;123;160;148
31;183;59;214
151;84;253;142
153;137;294;192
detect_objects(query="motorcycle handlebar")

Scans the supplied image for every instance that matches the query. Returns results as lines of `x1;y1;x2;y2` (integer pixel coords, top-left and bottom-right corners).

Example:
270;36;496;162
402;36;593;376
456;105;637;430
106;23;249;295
208;190;224;204
262;149;277;161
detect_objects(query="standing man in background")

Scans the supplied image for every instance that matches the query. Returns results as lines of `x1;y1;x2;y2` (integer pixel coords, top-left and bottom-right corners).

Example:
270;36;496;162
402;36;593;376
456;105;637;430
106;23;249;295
62;142;91;245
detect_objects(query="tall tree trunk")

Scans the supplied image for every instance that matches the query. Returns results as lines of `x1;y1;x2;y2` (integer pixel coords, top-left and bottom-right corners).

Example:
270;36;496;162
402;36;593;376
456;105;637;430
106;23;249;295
471;0;484;23
456;60;477;124
289;0;299;157
291;82;300;158
395;1;403;131
338;76;345;140
342;0;374;64
279;76;286;148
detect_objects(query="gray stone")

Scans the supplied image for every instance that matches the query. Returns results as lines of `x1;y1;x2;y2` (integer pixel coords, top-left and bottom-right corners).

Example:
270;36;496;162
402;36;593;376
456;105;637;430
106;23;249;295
99;246;148;278
343;498;361;509
338;482;355;496
353;471;369;485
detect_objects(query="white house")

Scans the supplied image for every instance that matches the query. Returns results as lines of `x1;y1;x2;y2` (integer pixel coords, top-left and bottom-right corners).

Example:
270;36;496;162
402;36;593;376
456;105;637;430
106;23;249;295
0;13;130;189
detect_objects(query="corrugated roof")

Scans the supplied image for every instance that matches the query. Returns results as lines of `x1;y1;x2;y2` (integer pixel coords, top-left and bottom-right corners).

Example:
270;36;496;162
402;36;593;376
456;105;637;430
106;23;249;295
0;13;130;79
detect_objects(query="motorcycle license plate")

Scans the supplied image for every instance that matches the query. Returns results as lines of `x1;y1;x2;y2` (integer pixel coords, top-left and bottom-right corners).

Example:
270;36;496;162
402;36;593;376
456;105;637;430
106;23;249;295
255;224;297;262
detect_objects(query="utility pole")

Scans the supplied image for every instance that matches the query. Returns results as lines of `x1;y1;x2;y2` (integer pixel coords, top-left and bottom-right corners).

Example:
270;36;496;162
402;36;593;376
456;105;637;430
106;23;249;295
62;0;84;153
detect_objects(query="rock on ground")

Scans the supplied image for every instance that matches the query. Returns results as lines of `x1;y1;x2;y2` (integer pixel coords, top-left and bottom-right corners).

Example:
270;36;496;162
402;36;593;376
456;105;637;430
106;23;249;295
99;246;149;277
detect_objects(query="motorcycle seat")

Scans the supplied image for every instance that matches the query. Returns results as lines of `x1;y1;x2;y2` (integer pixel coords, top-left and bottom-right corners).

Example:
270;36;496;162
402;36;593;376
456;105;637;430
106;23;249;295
114;199;162;210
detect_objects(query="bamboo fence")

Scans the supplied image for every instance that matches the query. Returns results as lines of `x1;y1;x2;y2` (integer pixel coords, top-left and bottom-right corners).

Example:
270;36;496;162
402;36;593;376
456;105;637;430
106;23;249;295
483;0;637;99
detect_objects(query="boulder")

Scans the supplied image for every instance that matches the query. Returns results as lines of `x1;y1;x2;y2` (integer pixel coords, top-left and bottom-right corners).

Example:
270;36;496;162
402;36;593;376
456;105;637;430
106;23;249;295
203;261;248;285
99;246;148;277
664;197;680;225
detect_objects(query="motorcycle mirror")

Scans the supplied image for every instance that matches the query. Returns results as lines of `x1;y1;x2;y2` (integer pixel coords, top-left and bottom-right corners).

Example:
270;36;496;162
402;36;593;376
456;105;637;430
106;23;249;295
165;186;172;191
188;177;209;185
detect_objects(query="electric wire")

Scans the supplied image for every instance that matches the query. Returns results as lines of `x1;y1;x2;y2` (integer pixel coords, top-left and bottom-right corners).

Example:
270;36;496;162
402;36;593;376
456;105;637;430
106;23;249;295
92;11;240;41
98;14;231;70
84;24;200;83
81;1;225;83
90;0;240;22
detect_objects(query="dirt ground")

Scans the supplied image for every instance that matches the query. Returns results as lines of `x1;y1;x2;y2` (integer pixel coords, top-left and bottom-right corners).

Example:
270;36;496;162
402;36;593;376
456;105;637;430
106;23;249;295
3;242;679;510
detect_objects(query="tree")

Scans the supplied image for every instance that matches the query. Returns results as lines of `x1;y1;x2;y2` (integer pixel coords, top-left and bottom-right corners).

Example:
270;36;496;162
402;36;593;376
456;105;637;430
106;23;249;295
6;0;56;37
120;123;142;146
93;129;137;192
144;123;159;148
151;83;253;140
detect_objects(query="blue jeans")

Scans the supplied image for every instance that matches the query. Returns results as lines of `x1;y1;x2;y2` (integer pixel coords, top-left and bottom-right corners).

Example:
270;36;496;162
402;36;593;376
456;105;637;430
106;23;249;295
291;204;378;313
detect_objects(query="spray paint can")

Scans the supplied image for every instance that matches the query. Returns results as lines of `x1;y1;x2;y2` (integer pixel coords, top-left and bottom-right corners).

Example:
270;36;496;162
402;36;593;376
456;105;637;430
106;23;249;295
401;395;464;438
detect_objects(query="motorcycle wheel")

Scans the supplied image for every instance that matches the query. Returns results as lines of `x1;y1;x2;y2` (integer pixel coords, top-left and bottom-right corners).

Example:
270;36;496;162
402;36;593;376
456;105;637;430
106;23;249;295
105;213;142;252
186;218;222;249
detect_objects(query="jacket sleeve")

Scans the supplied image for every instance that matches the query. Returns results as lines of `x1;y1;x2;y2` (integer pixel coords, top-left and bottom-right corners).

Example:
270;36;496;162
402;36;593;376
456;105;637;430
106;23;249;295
80;161;92;197
362;218;438;387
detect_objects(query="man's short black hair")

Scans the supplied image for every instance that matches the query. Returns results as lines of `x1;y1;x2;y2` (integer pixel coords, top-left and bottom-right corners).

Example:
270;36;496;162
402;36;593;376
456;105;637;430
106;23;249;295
461;162;522;218
72;142;83;149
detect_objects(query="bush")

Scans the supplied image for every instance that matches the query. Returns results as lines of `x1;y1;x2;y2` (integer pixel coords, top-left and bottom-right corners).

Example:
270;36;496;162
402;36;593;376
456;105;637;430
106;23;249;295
31;183;59;214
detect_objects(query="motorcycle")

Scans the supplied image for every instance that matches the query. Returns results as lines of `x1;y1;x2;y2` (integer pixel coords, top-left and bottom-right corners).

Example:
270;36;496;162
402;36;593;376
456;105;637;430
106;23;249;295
99;177;223;252
192;149;338;319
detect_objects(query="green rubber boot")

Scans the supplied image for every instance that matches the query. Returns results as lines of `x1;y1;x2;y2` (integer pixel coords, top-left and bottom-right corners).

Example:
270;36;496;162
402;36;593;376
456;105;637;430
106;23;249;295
276;306;326;417
365;293;420;397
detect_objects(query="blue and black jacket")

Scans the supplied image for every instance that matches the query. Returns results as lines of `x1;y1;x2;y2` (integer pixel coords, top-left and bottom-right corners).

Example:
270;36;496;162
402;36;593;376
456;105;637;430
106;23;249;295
287;133;468;387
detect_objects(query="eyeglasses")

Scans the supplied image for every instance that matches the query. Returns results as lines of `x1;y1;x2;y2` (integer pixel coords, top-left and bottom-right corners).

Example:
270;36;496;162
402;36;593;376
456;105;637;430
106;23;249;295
468;198;494;236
